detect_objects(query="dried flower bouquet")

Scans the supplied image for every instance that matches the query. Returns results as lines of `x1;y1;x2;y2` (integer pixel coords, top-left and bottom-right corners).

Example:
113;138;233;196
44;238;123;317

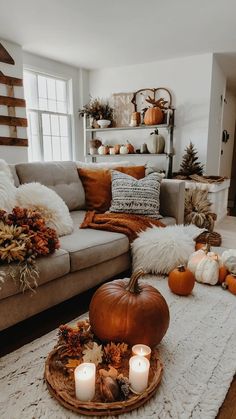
0;207;59;292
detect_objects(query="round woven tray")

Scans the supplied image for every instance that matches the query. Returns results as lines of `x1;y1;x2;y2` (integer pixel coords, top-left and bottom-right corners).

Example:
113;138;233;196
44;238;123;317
45;347;163;416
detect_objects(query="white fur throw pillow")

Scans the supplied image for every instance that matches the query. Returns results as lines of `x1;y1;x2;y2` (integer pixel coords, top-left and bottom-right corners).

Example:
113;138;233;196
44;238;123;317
0;172;17;212
132;224;205;274
0;159;15;184
16;183;73;236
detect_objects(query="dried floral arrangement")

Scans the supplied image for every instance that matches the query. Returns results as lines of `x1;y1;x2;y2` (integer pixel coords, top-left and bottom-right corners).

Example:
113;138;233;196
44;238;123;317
79;97;114;121
52;320;132;402
0;207;59;292
145;96;169;109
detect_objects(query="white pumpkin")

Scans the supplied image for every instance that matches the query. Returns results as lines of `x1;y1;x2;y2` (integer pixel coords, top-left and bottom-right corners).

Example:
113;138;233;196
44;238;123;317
195;256;219;285
147;129;165;154
222;249;236;274
187;249;207;275
98;145;109;155
119;145;129;154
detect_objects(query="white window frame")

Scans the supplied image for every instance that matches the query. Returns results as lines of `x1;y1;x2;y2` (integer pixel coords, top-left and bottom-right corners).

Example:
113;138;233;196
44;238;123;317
24;69;73;162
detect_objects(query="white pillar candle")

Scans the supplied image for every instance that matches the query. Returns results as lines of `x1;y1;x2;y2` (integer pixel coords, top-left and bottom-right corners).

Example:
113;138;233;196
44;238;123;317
129;355;150;393
132;344;151;360
74;363;96;401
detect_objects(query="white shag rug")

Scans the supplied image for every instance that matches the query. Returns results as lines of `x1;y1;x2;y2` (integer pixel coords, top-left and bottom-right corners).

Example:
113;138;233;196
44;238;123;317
1;277;236;419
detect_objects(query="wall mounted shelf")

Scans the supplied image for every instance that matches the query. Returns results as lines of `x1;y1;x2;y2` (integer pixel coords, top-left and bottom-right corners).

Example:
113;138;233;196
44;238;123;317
83;109;175;178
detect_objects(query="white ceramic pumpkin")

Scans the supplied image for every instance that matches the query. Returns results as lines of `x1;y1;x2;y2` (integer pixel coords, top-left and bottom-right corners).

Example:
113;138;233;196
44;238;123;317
98;145;109;155
147;129;165;154
119;145;129;154
195;256;219;285
187;249;207;275
222;249;236;274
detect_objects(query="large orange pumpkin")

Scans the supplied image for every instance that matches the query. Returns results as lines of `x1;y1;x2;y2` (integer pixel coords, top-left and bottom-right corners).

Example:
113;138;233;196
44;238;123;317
144;107;163;125
89;270;169;347
225;274;236;295
168;265;195;296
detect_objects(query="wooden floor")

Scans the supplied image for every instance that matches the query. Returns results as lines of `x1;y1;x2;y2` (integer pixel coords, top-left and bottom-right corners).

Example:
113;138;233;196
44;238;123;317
1;219;236;418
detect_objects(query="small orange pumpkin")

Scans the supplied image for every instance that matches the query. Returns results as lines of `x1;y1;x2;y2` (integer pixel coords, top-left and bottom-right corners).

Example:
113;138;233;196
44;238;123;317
225;274;236;295
168;265;195;296
195;242;206;251
126;141;135;154
218;265;228;284
144;107;163;125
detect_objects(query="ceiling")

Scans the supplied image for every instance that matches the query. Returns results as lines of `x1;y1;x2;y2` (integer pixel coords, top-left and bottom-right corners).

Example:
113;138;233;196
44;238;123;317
1;0;236;70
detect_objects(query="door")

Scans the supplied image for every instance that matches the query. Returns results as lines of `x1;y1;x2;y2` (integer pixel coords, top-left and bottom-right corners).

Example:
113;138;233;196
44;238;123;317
219;92;236;178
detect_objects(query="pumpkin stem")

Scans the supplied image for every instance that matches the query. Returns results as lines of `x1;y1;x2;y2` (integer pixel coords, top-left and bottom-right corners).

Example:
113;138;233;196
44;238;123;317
177;265;185;272
204;233;211;253
127;269;145;293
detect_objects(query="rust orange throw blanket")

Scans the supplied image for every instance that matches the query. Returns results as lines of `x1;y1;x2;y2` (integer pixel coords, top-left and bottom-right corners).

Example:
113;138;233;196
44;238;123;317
80;211;165;242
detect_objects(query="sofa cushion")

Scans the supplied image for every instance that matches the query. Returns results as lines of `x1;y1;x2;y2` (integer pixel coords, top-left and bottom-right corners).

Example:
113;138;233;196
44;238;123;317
15;161;85;210
109;170;163;219
78;166;145;213
60;211;130;272
0;249;70;300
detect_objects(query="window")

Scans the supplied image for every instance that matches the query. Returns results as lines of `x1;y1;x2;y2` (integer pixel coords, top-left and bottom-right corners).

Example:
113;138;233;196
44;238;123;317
24;70;72;162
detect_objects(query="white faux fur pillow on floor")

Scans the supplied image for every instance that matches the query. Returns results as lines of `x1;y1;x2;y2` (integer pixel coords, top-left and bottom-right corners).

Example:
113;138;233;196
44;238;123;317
132;224;205;275
16;183;73;236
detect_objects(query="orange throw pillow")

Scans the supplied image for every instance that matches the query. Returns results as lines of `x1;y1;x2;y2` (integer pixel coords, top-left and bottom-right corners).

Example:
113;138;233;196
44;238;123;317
78;166;146;213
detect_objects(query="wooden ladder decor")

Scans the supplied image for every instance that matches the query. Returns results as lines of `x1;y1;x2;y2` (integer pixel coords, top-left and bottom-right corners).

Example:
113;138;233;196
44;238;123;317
0;42;15;65
0;70;28;147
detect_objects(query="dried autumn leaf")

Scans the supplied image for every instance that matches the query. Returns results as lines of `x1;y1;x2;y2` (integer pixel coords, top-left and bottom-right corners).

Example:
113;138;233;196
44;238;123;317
66;359;82;369
83;342;103;366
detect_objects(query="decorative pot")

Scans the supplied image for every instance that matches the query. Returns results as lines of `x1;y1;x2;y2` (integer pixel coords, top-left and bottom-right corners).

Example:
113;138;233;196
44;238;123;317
144;107;163;125
97;119;111;128
130;112;141;127
147;129;165;154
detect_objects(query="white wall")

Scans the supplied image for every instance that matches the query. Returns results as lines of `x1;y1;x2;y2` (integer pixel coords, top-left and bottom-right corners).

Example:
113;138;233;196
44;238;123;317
23;52;89;161
0;40;28;163
206;56;226;175
89;54;213;171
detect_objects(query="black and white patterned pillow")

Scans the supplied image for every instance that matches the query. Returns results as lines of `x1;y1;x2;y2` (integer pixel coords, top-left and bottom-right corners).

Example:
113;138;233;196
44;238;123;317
109;170;162;219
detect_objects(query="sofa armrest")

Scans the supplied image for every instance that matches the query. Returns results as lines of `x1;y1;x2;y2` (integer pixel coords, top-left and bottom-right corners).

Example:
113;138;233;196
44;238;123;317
160;179;185;224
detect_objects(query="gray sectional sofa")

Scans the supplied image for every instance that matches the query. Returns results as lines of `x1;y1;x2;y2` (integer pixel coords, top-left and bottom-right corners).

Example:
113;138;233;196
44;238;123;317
0;161;185;331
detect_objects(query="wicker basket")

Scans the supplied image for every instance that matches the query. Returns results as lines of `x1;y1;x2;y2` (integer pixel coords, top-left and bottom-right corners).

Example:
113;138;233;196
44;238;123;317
195;231;222;247
45;347;163;416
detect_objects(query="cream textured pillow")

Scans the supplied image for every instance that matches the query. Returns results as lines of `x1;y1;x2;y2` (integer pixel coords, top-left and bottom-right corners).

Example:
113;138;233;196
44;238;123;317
109;170;162;218
16;183;73;236
132;224;205;274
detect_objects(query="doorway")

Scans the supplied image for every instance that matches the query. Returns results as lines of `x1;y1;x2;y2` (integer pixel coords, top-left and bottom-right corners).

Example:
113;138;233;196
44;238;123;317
219;89;236;213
